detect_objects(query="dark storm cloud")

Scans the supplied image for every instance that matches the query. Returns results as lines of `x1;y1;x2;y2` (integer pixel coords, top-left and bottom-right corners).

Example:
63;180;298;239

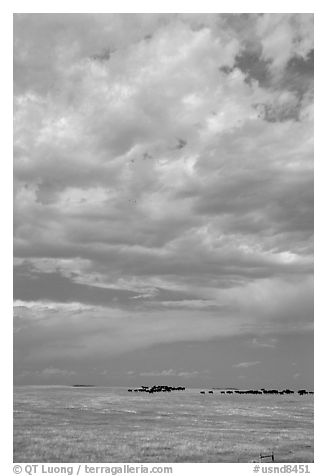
282;50;314;96
14;268;138;305
234;50;272;88
14;264;200;306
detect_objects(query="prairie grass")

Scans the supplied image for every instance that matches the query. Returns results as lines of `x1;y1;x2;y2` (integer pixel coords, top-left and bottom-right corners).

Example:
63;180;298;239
14;386;313;463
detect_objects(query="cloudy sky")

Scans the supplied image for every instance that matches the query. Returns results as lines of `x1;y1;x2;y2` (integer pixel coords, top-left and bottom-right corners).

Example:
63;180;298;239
13;13;313;388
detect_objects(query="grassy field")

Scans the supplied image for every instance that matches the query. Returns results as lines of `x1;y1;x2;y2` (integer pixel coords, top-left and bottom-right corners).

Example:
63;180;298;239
13;386;314;463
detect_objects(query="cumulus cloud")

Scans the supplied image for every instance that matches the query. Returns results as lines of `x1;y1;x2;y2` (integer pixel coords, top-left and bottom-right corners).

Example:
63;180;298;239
250;337;278;348
13;14;313;381
233;361;261;368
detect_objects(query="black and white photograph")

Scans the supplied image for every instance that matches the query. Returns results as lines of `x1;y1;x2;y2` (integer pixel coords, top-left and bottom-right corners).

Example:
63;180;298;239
13;11;314;466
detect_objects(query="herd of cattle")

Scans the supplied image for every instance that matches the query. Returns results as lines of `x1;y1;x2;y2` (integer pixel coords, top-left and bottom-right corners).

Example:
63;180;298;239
128;385;186;393
200;389;313;395
128;386;313;395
